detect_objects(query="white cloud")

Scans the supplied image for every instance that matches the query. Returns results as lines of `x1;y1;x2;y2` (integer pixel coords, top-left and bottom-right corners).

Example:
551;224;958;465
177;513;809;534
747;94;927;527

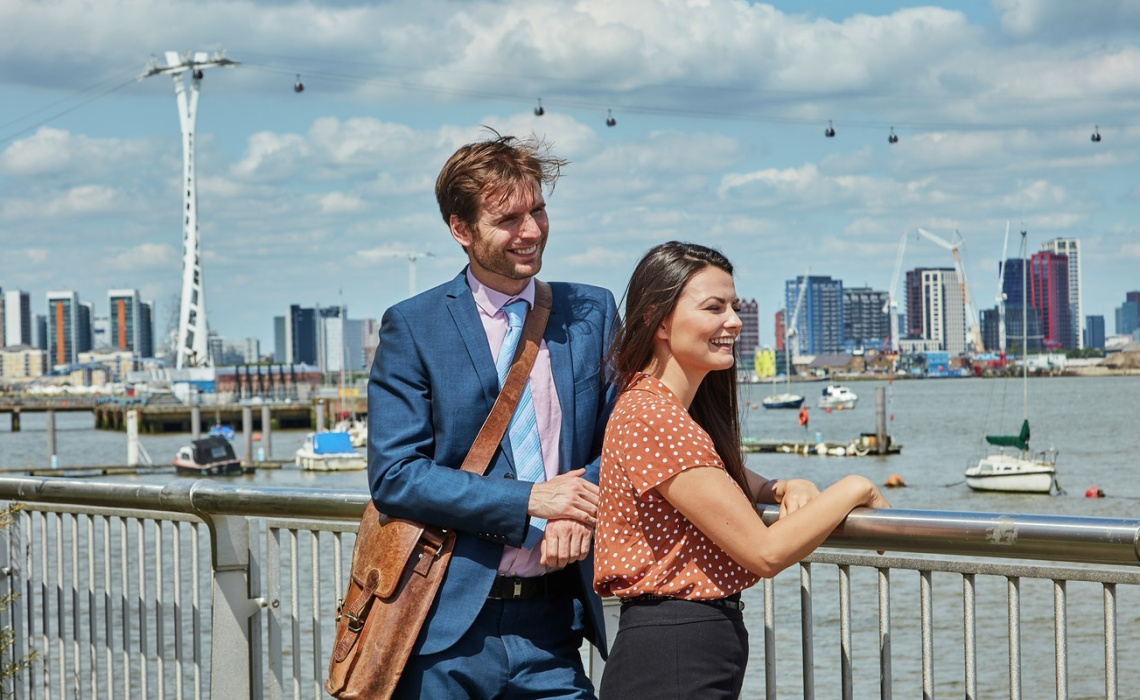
101;243;176;271
319;192;366;214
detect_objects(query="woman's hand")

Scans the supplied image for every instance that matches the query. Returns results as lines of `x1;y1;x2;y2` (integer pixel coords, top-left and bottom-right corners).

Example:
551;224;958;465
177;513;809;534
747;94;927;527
774;478;820;518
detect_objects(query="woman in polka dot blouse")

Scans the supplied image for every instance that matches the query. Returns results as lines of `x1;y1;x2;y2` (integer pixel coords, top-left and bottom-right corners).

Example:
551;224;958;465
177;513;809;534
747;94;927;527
594;241;891;699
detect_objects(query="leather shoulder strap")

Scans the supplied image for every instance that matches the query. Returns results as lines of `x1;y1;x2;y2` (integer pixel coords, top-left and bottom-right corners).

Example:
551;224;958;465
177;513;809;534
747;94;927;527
458;280;552;475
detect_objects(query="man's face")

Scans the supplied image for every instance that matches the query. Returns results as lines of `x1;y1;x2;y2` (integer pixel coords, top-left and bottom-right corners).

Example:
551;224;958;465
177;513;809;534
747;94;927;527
450;179;548;295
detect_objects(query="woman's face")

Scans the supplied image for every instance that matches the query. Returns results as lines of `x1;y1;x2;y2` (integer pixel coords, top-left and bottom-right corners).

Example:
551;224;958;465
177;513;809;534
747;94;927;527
656;266;741;376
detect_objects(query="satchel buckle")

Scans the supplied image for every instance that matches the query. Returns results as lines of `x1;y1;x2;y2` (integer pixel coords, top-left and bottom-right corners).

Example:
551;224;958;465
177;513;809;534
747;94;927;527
344;611;366;633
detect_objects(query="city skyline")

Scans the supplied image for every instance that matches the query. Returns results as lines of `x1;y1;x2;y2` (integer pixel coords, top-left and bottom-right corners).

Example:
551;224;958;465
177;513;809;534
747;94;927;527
3;1;1140;350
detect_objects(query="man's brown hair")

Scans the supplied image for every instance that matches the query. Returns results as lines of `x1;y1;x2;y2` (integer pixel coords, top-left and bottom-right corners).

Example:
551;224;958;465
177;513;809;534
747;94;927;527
435;130;567;227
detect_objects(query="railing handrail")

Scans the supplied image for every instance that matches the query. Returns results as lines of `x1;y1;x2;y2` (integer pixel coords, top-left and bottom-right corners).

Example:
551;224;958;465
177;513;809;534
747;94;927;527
1;475;1138;566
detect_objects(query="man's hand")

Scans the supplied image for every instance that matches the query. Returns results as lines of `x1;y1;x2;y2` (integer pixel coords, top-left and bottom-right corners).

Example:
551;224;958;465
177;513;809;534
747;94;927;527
527;468;599;525
540;519;593;569
775;478;821;518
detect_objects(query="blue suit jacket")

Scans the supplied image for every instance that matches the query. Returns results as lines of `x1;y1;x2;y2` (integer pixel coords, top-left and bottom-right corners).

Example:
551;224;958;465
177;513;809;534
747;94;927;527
367;271;618;657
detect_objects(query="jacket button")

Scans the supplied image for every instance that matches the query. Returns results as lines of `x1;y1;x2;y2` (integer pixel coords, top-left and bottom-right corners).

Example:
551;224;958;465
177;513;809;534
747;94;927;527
504;473;515;479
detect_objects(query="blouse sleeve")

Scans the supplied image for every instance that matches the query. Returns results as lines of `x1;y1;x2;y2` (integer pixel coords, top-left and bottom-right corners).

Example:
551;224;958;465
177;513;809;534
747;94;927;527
615;403;723;498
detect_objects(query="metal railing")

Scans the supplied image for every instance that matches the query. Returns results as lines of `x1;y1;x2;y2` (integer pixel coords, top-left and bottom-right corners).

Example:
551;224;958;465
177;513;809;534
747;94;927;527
0;475;1138;699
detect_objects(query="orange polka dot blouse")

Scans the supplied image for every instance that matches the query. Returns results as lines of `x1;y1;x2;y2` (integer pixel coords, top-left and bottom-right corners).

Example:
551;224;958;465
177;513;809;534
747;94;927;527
594;374;760;600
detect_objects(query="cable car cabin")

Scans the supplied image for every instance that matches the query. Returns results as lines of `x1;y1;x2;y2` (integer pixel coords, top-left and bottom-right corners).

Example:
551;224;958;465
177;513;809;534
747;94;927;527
825;120;836;138
193;69;204;80
889;128;899;144
1091;127;1101;142
606;110;617;127
294;74;305;93
534;99;544;116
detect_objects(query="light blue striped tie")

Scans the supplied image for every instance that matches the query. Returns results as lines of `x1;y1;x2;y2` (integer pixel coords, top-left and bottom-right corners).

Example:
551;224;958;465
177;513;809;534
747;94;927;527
497;299;547;549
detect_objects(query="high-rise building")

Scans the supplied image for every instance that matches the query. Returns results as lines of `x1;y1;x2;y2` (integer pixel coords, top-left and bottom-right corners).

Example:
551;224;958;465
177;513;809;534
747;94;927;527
785;276;844;355
905;268;967;354
139;300;155;358
980;307;1001;354
1041;238;1082;348
737;299;759;360
3;289;32;347
35;314;47;351
842;287;889;349
1116;292;1140;336
1085;315;1105;349
78;301;94;354
285;305;318;365
773;310;785;352
274;316;287;363
46;291;80;366
1029;251;1073;350
108;289;143;354
92;315;110;349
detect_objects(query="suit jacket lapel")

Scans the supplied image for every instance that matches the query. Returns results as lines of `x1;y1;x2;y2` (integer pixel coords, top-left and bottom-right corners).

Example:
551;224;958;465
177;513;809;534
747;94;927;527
444;273;500;414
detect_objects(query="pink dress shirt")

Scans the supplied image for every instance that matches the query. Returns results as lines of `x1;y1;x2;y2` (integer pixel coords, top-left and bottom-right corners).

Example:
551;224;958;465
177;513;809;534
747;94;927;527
466;270;563;577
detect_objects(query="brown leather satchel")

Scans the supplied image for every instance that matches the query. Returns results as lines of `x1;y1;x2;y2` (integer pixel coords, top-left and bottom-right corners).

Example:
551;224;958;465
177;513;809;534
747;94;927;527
325;281;553;699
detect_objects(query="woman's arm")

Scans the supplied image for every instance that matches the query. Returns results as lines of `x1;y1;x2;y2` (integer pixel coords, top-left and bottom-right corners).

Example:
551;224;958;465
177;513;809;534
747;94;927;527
743;471;821;517
656;468;889;579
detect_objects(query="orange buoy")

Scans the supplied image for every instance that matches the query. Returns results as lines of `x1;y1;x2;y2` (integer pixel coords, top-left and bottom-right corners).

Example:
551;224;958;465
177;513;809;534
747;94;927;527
884;474;906;488
253;432;262;441
1085;486;1105;498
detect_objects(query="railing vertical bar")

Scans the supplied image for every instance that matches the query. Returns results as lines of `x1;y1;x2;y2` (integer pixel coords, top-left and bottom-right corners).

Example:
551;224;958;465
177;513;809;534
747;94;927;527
41;511;51;700
101;516;113;698
268;526;283;700
878;567;891;700
12;509;31;700
290;528;301;699
764;575;776;700
191;521;202;700
250;517;265;698
155;520;165;700
119;517;130;699
173;520;184;700
137;517;148;699
800;561;814;700
310;531;322;700
839;565;852;700
962;573;976;700
69;513;79;699
1053;579;1067;700
1007;576;1021;700
920;569;933;700
85;515;96;695
1103;583;1117;700
55;513;64;699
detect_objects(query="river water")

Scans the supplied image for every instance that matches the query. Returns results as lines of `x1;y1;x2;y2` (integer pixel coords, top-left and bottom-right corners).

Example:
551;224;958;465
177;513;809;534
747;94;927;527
2;375;1139;697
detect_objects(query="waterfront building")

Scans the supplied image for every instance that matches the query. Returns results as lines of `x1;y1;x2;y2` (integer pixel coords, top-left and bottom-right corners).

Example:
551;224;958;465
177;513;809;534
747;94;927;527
1116;292;1140;337
78;301;94;355
360;317;380;370
980;307;1001;354
773;309;785;352
3;289;32;347
1040;238;1082;348
92;315;110;349
34;314;46;351
273;316;287;363
785;275;844;355
284;305;319;365
842;287;889;350
1085;315;1105;350
738;299;759;360
46;291;80;367
77;349;136;385
107;289;144;354
1029;251;1073;350
0;345;47;383
905;268;967;355
139;301;155;358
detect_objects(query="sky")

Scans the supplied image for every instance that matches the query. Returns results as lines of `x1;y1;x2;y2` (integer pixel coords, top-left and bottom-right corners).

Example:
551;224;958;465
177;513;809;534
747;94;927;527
2;0;1139;353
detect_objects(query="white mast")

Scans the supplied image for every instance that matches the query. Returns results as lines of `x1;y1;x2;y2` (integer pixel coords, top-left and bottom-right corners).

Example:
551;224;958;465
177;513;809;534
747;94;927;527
139;50;238;368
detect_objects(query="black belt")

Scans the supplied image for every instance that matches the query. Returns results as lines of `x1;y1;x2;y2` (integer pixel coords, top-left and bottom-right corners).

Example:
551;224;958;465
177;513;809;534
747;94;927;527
620;593;745;612
488;570;575;601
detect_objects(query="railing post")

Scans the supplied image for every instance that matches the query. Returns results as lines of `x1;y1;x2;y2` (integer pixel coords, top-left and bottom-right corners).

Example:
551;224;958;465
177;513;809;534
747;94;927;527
206;514;265;699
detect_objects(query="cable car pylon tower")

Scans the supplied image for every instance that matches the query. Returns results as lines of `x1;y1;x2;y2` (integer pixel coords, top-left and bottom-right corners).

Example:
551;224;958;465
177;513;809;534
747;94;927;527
139;50;238;368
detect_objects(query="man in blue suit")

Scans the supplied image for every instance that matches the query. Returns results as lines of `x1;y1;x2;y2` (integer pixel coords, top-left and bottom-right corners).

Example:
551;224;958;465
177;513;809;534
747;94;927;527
368;133;617;698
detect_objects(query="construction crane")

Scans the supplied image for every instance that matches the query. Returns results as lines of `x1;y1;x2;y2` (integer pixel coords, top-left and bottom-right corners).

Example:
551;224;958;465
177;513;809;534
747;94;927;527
995;221;1011;354
884;230;909;356
787;269;810;362
915;227;985;354
377;250;436;298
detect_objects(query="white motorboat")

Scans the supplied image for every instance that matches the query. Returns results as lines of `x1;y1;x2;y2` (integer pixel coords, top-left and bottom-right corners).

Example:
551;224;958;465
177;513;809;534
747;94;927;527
172;436;246;476
818;384;858;410
295;431;366;471
761;392;805;409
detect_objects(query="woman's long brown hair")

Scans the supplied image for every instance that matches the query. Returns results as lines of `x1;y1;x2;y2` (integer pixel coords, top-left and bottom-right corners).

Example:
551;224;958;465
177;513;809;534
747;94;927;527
608;241;746;490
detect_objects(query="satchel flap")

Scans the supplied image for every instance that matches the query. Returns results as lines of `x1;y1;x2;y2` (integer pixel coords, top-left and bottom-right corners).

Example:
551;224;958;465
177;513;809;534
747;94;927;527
352;502;427;599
